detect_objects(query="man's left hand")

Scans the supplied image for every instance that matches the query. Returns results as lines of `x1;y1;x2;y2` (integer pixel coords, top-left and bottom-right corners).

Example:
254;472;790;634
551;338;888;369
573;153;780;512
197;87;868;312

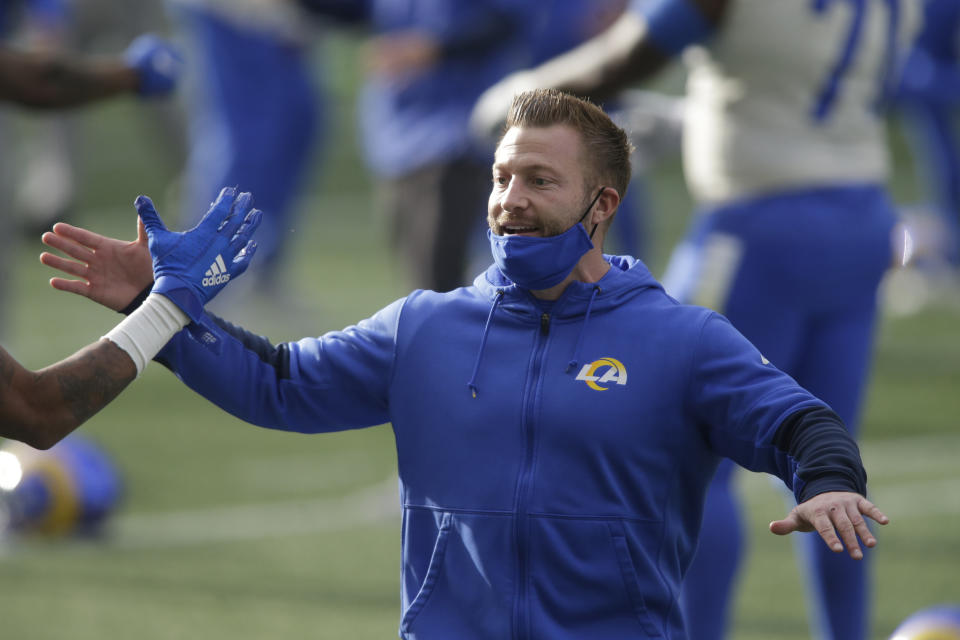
769;491;889;559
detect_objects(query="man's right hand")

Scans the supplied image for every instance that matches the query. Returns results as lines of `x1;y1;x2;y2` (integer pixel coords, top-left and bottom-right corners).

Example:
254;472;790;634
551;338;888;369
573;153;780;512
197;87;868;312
138;187;261;322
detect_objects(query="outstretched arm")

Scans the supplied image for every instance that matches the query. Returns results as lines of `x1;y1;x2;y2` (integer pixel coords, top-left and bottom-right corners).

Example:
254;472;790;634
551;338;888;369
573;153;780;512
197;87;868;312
688;315;889;561
0;34;181;108
0;341;136;450
471;0;728;137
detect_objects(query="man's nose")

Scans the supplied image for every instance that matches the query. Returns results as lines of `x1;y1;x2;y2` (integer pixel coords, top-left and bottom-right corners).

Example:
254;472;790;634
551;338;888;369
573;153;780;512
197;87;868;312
499;180;528;212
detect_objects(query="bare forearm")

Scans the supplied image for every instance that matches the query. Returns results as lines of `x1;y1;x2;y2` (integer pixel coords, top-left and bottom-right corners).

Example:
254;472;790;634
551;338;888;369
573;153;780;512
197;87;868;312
540;13;670;103
0;48;138;109
528;0;731;103
0;341;136;449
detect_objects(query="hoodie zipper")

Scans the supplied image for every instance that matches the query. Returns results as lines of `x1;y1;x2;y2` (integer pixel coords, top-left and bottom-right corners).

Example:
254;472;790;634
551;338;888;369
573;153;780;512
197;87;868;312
513;311;550;639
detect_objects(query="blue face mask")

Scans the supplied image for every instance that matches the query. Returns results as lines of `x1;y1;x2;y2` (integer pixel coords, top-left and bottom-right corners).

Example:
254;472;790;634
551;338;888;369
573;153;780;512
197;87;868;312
488;189;604;290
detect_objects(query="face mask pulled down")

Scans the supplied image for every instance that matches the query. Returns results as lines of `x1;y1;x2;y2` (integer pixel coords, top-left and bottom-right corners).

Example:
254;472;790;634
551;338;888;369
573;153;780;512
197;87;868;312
488;189;603;290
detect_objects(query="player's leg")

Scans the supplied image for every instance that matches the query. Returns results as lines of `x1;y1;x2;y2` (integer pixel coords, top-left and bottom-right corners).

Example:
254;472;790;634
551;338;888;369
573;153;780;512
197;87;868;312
783;186;894;640
789;305;878;640
383;158;488;293
669;200;806;640
431;158;491;292
903;102;960;266
788;294;884;640
678;459;743;640
380;163;443;291
175;5;320;290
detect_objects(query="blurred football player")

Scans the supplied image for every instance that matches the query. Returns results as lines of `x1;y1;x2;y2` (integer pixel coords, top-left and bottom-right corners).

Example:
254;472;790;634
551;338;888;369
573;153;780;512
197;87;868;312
893;0;960;269
169;0;322;300
300;0;529;293
473;2;919;639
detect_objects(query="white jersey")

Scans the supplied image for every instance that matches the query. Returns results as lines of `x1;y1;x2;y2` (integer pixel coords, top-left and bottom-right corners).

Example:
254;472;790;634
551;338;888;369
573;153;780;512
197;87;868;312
682;0;919;205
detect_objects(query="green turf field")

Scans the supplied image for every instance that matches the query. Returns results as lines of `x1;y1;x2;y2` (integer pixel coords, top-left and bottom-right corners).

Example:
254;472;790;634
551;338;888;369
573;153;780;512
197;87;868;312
1;42;958;639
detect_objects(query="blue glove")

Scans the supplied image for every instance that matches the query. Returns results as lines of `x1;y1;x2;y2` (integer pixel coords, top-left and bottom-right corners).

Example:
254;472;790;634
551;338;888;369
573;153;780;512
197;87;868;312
136;186;261;323
123;33;183;97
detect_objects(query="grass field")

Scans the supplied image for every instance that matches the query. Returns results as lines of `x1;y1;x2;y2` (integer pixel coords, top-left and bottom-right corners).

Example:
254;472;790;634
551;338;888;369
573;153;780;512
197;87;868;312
1;41;958;639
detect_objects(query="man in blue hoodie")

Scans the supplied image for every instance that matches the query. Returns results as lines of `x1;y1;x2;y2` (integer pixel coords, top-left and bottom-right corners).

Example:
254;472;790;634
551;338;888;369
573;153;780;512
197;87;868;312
473;3;915;639
42;89;887;640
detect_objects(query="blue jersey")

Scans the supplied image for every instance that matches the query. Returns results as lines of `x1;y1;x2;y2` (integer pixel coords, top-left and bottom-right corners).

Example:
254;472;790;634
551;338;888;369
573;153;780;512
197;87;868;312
155;255;863;638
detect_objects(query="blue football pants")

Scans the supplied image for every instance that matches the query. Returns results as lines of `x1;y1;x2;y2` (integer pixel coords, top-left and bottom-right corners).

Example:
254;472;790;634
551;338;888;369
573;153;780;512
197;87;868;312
175;5;321;288
666;184;896;640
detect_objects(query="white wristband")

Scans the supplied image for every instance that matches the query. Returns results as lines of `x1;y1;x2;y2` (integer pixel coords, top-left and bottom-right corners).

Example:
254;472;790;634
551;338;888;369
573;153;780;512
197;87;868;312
103;292;190;377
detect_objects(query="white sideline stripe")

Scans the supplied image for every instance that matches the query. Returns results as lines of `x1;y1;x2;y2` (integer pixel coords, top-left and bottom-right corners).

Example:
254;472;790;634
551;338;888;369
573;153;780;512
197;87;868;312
860;435;960;477
107;477;400;550
112;475;959;551
742;471;960;518
868;478;960;518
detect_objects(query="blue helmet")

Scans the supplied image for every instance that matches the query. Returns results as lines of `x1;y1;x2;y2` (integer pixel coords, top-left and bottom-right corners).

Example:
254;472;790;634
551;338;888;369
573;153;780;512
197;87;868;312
0;434;123;536
890;605;960;640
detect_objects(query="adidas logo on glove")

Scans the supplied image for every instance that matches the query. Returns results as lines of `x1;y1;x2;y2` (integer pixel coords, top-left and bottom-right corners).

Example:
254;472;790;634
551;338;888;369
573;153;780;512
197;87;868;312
202;255;231;287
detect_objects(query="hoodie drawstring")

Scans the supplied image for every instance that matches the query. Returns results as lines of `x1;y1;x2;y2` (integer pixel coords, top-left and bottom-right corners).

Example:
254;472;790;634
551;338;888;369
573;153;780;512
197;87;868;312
566;286;601;373
467;290;505;398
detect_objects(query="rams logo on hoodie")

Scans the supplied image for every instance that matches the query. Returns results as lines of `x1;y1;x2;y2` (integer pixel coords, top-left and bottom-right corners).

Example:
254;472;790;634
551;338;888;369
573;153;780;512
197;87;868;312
575;358;628;391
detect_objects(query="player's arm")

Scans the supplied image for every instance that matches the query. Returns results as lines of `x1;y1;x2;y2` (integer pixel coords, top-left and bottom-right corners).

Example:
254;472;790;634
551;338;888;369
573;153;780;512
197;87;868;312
0;340;136;450
471;0;728;136
152;300;399;433
553;0;729;97
0;34;180;108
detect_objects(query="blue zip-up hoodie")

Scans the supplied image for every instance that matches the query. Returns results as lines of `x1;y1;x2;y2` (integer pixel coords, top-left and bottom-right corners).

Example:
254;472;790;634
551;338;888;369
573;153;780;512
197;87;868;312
157;255;858;639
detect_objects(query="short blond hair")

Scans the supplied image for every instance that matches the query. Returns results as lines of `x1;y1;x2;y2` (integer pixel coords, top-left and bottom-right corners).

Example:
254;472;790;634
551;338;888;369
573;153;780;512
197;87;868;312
504;89;634;198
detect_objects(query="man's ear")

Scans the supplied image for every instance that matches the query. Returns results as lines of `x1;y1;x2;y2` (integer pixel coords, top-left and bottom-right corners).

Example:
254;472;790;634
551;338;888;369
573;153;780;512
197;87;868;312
592;186;621;226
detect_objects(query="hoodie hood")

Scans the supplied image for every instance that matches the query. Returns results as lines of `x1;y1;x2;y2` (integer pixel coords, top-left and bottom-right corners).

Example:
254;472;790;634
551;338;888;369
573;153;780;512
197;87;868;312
474;254;664;318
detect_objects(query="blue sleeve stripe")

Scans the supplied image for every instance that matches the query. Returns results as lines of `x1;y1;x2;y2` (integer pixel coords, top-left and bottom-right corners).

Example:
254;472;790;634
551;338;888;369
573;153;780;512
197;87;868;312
633;0;716;56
